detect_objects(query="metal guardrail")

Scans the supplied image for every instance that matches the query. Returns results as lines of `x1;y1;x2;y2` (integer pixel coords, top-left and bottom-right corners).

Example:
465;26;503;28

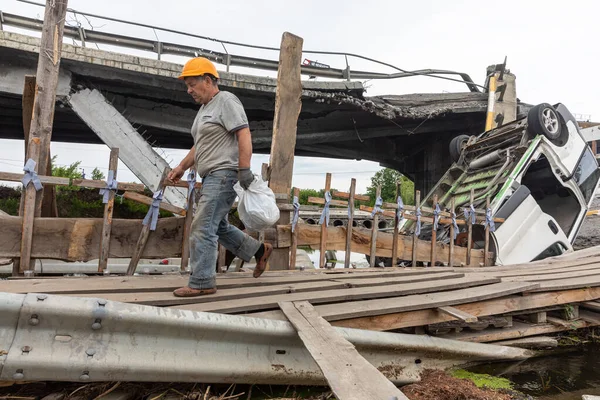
0;292;533;384
0;3;483;92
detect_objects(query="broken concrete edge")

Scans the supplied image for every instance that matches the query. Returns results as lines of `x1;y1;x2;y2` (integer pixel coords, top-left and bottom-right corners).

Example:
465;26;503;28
0;30;364;93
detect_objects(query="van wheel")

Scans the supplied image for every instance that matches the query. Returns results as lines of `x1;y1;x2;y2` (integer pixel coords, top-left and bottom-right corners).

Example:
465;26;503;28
528;103;562;140
449;135;470;163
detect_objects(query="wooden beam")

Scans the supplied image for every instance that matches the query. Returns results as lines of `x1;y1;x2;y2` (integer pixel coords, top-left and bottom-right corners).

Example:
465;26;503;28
289;187;300;270
449;197;456;268
71;179;145;192
279;301;408;400
332;190;370;203
180;172;196;272
331;286;600;331
437;306;478;323
369;185;381;268
267;32;303;271
467;189;474;266
430;194;438;266
391;183;401;268
412;190;421;267
319;173;332;268
484;197;490;267
123;191;186;216
382;201;505;223
98;148;119;272
276;224;486;266
344;179;356;269
308;196;348;208
127;168;170;275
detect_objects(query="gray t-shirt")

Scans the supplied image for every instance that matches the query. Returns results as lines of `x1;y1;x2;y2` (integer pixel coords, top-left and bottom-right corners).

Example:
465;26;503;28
191;91;249;178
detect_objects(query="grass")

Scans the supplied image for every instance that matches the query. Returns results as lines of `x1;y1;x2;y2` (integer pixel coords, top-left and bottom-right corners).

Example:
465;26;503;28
451;369;514;390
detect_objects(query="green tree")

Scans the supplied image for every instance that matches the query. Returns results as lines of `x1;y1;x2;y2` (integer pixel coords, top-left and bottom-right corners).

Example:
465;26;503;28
366;168;414;206
50;156;83;191
91;168;105;180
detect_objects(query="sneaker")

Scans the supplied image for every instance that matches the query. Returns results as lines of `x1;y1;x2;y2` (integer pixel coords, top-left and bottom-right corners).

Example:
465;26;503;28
173;286;217;297
253;243;273;278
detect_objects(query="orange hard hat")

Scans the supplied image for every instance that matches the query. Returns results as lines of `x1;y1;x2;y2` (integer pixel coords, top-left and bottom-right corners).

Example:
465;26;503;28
178;57;220;80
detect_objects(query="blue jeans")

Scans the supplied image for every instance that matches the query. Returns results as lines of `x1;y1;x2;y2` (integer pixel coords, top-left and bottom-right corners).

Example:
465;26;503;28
188;169;261;289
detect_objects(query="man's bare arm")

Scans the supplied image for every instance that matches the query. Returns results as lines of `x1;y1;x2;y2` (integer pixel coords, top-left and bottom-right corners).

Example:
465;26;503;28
236;127;252;169
168;147;195;183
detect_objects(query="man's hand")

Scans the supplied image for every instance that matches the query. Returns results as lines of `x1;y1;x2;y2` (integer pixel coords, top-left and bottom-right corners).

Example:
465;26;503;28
168;165;186;184
238;168;254;190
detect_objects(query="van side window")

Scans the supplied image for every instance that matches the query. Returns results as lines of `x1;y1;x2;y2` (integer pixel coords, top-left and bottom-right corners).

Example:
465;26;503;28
532;242;567;261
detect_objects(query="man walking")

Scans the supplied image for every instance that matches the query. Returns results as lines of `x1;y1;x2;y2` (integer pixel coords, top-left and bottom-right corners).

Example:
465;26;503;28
168;57;272;297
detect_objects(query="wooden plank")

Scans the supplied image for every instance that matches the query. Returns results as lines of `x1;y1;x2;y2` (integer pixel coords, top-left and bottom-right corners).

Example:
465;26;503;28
123;191;186;216
267;32;303;271
500;268;600;282
449;197;456;268
369;185;381;268
412;190;421;267
530;274;600;292
276;224;486;266
279;301;408;400
391;183;401;268
180;173;196;272
71;179;145;192
308;197;348;208
311;282;538;321
172;277;502;314
484;197;491;266
0;215;184;263
217;244;226;273
430;194;438;266
0;172;71;186
289;187;300;270
581;301;600;313
86;280;348;307
252;286;600;329
0;265;455;294
331;190;370;202
467;188;474;266
335;272;464;288
381;201;505;223
451;320;589;343
127;169;170;275
437;306;477;322
98;148;119;272
579;309;600;325
344;179;356;268
319;173;332;268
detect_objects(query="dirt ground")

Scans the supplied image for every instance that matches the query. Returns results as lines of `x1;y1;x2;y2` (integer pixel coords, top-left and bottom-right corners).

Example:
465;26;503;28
573;195;600;250
401;370;526;400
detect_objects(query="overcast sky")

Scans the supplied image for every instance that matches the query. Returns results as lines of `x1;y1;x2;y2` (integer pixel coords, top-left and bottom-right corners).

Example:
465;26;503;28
1;0;598;194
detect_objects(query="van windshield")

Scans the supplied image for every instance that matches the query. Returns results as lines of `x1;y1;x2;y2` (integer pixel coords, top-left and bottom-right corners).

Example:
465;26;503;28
574;148;600;204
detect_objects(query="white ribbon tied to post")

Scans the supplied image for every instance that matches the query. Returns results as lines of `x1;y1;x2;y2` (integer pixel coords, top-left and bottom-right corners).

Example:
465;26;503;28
433;203;441;231
415;207;422;236
319;190;332;226
291;195;300;233
22;158;43;191
142;189;164;231
463;204;476;225
396;196;404;228
99;170;118;204
371;196;383;218
484;208;496;232
451;210;459;239
186;170;196;211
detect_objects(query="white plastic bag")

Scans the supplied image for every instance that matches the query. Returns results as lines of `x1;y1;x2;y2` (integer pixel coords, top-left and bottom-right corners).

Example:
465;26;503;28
234;176;280;232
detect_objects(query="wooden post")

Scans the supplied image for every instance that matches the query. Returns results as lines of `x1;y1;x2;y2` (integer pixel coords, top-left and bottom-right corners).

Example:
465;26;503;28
267;32;303;271
180;171;196;272
369;185;381;268
19;0;69;272
289;187;300;270
466;188;475;266
484;196;491;267
430;194;438;267
319;173;332;268
344;179;356;268
412;190;421;267
98;148;119;272
218;244;227;273
449;197;456;267
391;182;401;268
126;168;170;275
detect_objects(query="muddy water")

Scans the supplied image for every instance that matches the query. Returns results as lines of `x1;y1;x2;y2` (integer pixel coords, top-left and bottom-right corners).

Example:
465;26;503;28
468;344;600;399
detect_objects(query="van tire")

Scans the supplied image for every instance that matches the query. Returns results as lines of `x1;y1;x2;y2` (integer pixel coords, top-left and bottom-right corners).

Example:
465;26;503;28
449;135;470;163
528;103;562;140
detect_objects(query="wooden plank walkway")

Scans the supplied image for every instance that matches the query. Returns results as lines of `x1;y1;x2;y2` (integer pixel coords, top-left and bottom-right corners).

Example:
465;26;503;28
1;248;600;343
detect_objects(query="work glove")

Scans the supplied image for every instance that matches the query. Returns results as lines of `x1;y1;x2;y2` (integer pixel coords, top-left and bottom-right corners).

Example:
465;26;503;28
238;168;254;190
